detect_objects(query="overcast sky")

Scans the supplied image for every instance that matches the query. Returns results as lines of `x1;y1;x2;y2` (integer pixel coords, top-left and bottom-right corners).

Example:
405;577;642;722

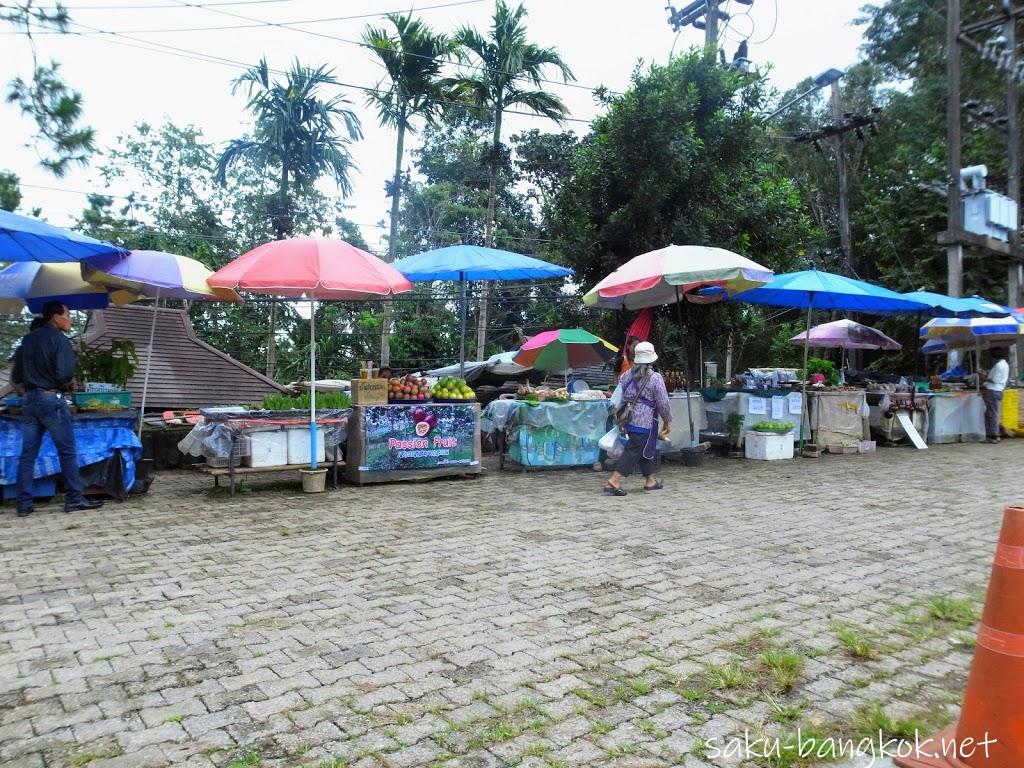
2;0;867;252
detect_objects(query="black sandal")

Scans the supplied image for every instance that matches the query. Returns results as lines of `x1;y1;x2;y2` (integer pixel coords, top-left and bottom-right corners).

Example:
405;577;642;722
603;484;627;496
643;481;664;491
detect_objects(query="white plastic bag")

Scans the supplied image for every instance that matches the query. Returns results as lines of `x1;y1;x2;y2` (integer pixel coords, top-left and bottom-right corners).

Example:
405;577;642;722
609;383;623;408
599;427;624;459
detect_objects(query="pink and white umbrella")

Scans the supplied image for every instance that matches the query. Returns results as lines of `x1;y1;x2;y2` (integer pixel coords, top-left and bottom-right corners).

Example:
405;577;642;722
583;245;773;310
789;319;902;351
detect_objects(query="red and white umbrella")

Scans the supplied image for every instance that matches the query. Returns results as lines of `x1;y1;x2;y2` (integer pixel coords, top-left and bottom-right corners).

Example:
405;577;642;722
210;237;413;469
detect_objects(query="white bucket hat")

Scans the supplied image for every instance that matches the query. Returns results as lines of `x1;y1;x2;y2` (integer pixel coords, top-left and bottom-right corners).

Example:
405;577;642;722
633;341;658;364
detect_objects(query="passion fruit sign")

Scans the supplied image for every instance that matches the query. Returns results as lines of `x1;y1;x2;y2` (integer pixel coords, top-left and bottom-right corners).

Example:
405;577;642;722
361;404;477;471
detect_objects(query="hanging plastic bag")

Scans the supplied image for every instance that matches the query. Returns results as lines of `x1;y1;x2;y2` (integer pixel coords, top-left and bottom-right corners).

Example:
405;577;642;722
599;427;624;459
609;383;623;409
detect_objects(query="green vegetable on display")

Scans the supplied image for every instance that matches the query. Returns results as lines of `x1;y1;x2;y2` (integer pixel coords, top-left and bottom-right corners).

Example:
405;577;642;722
258;391;351;410
750;420;794;433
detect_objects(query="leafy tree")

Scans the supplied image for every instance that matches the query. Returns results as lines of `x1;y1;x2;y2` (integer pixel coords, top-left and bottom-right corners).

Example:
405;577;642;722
449;0;574;357
362;12;457;366
0;171;22;212
3;2;95;176
550;52;817;373
215;58;363;376
77;121;363;381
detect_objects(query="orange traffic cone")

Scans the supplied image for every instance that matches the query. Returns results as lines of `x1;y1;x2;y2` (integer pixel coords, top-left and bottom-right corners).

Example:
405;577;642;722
895;506;1024;768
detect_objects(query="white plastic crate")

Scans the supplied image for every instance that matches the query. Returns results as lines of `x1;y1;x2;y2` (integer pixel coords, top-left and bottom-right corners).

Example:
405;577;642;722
744;431;795;460
244;430;288;467
858;440;876;453
286;427;326;465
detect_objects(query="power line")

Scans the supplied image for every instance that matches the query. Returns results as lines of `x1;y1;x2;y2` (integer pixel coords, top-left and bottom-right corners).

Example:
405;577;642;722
160;0;598;95
17;0;309;9
47;19;597;125
1;0;489;32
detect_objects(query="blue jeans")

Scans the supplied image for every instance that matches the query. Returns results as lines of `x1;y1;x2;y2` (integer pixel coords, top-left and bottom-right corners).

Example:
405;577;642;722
17;390;84;507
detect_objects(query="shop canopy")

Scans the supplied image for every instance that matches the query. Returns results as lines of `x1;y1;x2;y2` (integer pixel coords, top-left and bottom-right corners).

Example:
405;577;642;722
0;210;125;263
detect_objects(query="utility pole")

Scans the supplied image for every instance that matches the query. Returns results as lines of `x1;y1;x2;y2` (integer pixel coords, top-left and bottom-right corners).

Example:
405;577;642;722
947;0;963;298
666;1;753;53
704;0;719;50
830;81;854;275
1006;8;1023;378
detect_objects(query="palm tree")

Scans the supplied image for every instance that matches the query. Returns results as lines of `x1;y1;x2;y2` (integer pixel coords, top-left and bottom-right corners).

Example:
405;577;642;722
363;13;456;367
216;58;362;377
451;1;574;359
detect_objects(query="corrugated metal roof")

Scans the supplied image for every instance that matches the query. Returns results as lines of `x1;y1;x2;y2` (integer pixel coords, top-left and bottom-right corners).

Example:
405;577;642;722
80;305;286;410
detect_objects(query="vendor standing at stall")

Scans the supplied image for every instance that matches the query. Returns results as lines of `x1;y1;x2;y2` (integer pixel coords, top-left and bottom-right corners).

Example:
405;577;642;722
614;336;640;383
982;347;1009;444
604;342;672;495
11;301;103;517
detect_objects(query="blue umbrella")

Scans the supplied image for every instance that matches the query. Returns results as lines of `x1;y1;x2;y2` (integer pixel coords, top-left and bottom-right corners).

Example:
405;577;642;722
0;210;125;263
901;291;1011;318
731;269;929;313
731;269;930;446
391;245;573;375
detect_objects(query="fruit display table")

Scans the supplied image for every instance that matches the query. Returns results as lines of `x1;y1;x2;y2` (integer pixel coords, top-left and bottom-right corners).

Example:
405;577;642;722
346;403;482;485
0;409;144;501
482;399;610;469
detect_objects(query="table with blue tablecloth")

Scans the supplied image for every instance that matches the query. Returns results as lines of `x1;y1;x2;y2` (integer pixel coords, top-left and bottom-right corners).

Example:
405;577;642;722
0;409;143;501
482;399;610;468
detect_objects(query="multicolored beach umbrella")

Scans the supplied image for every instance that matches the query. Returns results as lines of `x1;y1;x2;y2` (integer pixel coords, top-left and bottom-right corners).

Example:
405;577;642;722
512;328;618;372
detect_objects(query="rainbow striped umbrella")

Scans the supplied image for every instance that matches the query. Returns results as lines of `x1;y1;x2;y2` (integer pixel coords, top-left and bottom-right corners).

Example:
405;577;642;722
81;250;242;435
513;328;618;372
81;250;241;302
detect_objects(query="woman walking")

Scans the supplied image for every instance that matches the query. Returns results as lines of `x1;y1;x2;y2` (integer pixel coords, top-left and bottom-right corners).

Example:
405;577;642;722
605;341;672;495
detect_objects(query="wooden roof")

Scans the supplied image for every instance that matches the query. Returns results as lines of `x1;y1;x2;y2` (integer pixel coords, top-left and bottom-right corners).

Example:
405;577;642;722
80;305;286;410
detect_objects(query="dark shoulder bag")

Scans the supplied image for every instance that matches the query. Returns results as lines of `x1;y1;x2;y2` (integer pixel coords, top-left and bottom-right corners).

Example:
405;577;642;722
614;372;651;430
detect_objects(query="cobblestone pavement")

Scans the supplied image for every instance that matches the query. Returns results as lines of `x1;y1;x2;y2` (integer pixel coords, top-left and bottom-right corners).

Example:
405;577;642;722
1;442;1020;768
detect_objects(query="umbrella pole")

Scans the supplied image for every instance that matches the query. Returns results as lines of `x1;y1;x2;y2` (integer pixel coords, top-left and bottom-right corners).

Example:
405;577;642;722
800;294;814;451
137;288;160;439
459;274;467;379
310;297;318;471
674;287;697;449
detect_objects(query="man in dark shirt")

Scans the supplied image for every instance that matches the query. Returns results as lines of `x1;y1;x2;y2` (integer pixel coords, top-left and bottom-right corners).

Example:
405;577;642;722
11;301;103;517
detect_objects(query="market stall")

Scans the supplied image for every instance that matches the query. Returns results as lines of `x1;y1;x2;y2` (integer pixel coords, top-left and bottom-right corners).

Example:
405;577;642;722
346;402;481;485
925;391;985;444
702;389;809;445
665;392;708;449
483;397;609;469
178;410;350;494
0;409;143;501
808;390;869;447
